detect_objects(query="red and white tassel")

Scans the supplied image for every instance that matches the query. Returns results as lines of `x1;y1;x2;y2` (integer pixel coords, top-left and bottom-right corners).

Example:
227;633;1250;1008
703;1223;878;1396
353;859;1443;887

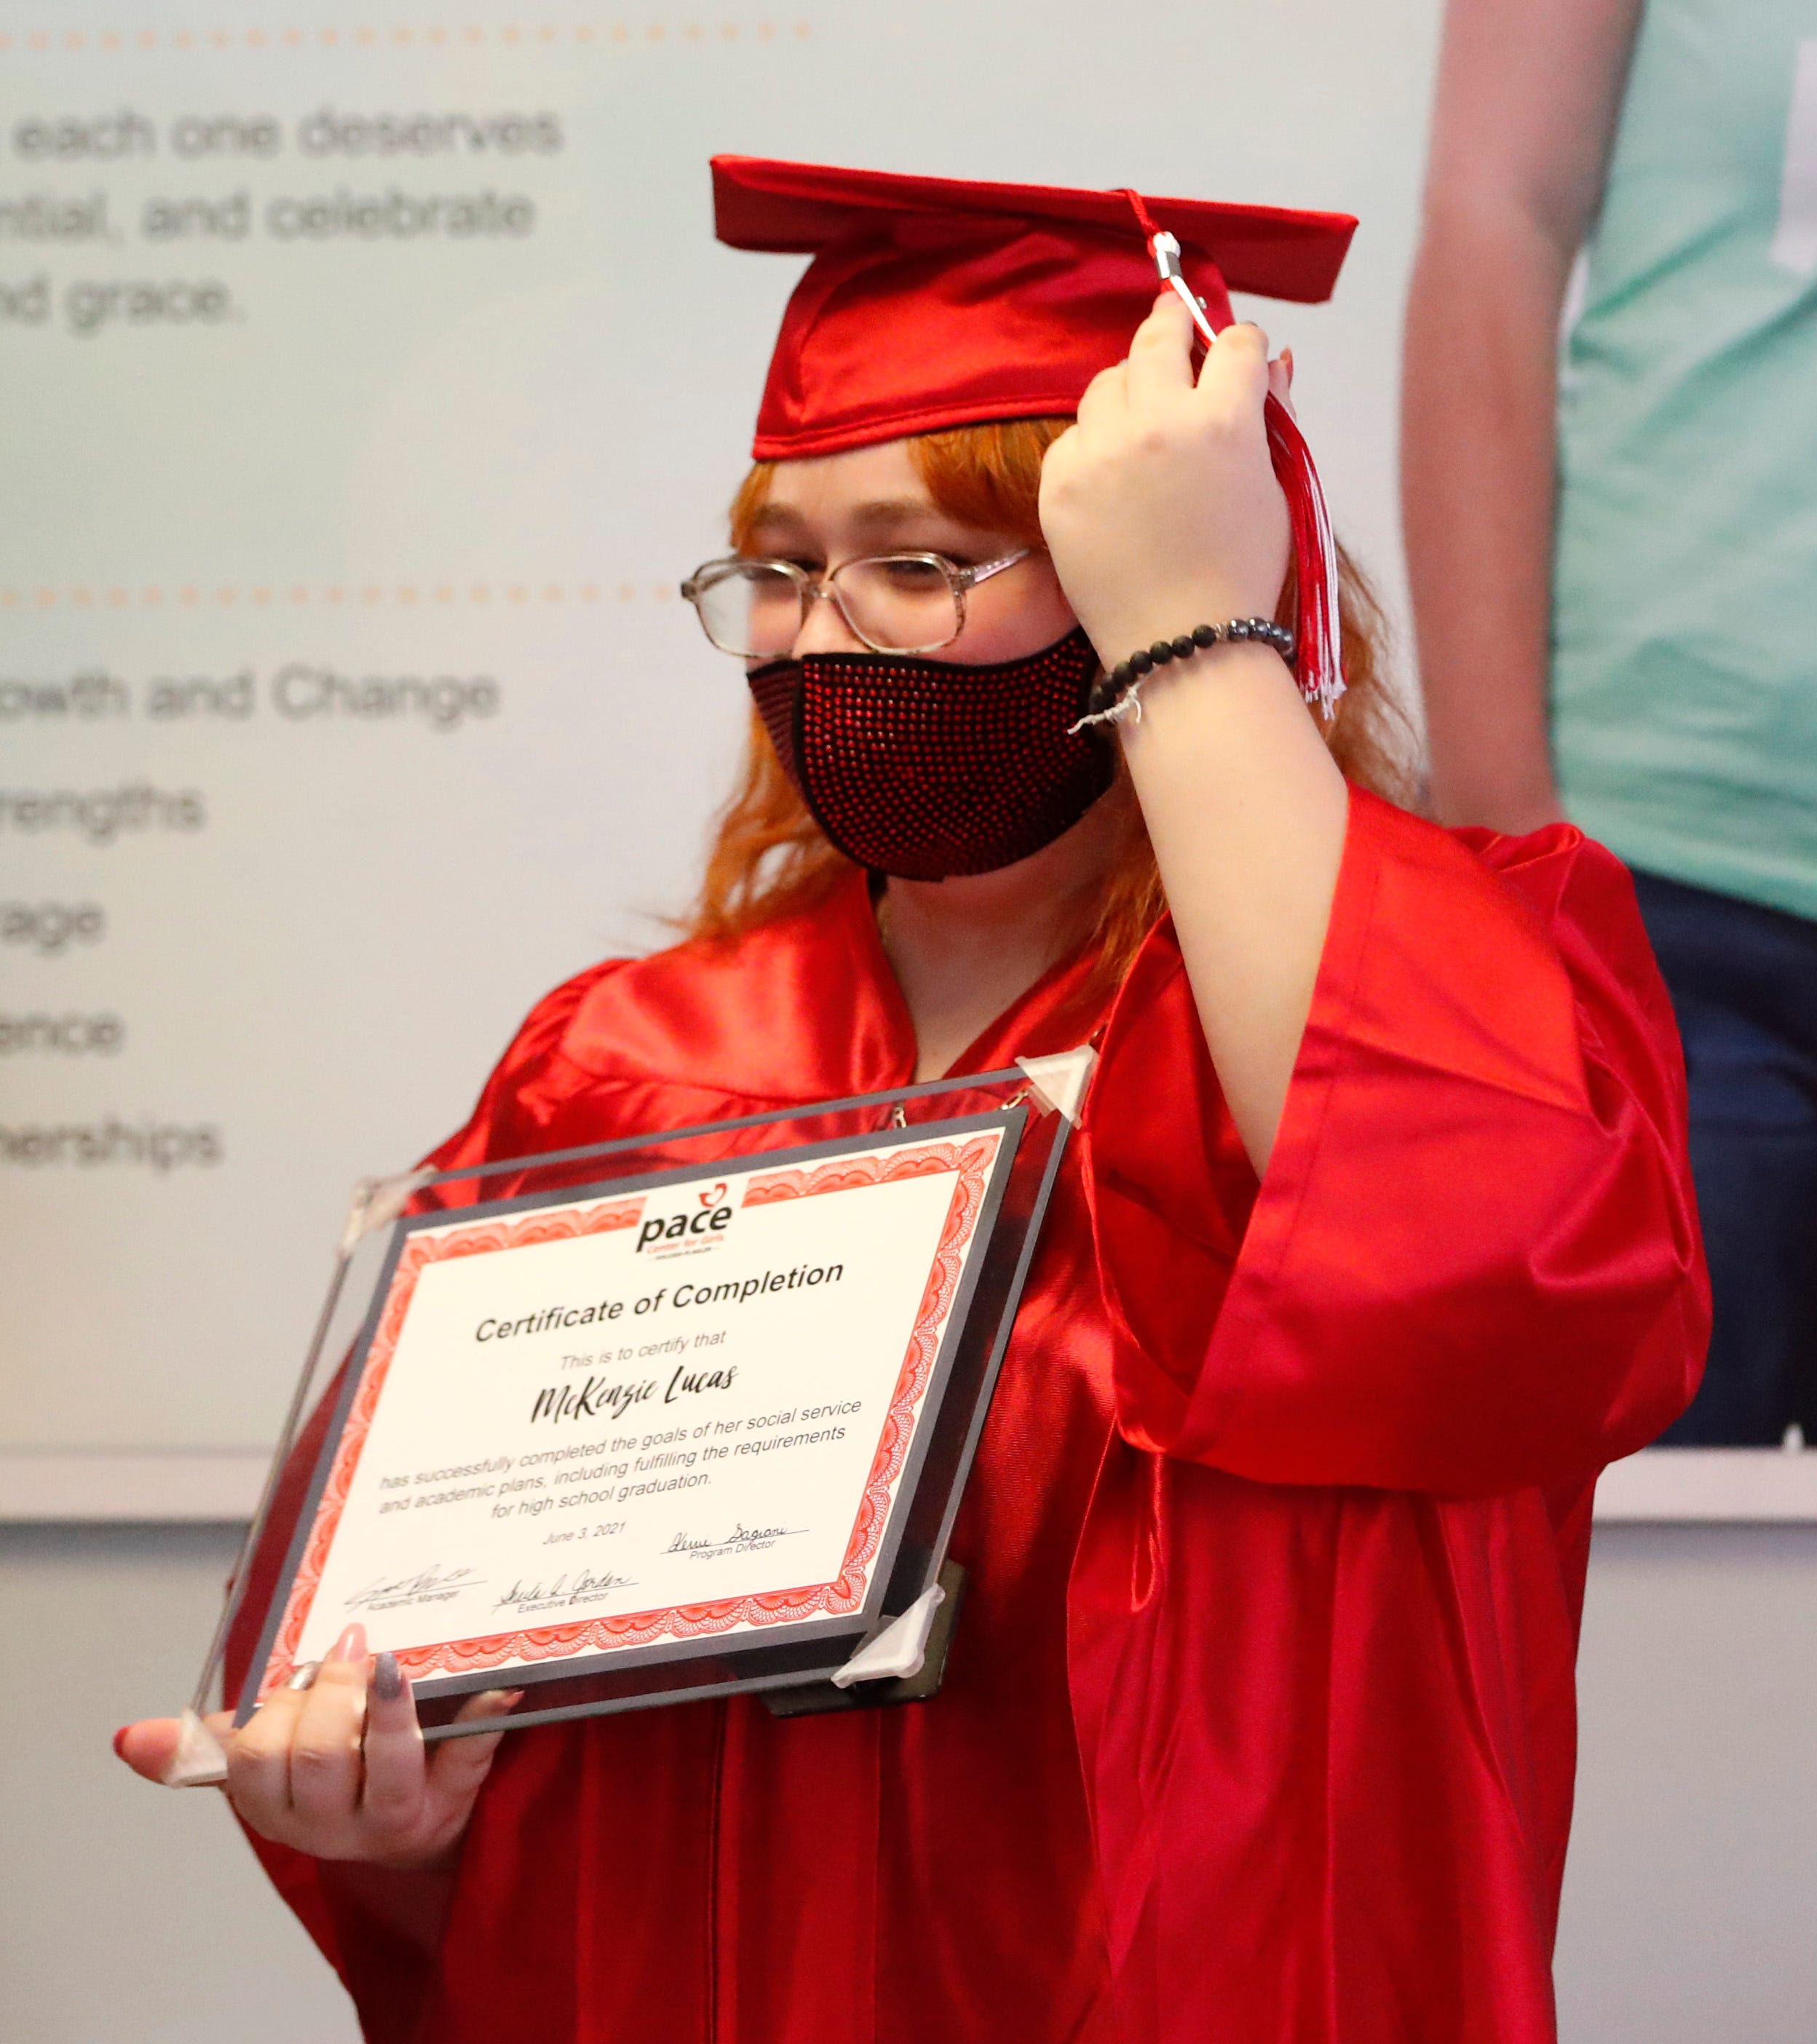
1120;195;1347;720
1264;394;1345;720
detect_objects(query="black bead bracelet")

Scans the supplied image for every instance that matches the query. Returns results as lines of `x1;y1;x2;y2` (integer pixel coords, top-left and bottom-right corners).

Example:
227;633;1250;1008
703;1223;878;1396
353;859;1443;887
1071;617;1297;732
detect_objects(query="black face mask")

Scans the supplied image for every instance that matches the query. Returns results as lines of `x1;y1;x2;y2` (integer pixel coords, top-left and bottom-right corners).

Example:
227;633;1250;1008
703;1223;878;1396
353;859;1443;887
746;627;1112;882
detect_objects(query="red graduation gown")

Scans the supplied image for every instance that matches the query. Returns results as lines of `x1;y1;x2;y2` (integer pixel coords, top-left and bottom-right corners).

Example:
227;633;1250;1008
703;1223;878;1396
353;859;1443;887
237;789;1706;2043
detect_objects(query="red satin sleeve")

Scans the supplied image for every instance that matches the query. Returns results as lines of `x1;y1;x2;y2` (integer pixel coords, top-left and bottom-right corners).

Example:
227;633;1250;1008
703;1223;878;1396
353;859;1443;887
1081;787;1710;1496
415;957;628;1180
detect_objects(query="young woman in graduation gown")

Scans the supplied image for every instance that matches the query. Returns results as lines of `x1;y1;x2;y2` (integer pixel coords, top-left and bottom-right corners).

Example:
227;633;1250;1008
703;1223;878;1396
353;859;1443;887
119;157;1709;2044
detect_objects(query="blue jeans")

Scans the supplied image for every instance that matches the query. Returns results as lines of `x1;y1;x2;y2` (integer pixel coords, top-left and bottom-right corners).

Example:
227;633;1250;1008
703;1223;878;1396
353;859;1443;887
1631;870;1817;1446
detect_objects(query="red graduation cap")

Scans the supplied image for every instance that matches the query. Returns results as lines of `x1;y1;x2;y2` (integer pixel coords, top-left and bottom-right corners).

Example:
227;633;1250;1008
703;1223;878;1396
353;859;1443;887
711;155;1358;714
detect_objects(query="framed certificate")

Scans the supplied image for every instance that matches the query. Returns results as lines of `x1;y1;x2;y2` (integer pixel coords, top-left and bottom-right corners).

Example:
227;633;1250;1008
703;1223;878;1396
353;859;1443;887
224;1053;1091;1738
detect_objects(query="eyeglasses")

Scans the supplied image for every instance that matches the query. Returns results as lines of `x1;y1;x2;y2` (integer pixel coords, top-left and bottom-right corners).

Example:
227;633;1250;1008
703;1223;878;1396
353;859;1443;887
679;548;1032;659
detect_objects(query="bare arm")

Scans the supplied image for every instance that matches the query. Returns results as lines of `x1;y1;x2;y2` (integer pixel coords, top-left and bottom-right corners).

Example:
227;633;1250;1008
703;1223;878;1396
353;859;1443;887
1402;0;1643;831
1115;635;1345;1176
1040;299;1347;1173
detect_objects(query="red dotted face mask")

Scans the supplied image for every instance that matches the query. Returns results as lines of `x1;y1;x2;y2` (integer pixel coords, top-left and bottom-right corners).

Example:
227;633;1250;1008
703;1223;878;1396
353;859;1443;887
747;627;1114;882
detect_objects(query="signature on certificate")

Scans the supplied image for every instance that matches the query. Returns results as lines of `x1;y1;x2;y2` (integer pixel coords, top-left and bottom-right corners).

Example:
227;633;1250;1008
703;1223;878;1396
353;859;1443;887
344;1564;483;1613
494;1567;637;1615
665;1522;804;1561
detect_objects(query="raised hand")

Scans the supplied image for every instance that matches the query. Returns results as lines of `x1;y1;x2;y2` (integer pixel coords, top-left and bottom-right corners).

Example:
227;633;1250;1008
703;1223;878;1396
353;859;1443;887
1037;292;1294;665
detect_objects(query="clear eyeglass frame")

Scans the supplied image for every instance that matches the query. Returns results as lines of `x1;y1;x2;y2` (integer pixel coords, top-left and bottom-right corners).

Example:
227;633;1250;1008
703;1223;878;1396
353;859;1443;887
679;547;1032;658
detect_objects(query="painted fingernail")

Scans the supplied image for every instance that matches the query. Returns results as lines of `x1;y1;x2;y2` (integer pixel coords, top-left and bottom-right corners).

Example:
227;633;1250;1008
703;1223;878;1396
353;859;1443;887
330;1622;366;1664
372;1651;404;1702
112;1725;130;1759
286;1660;322;1691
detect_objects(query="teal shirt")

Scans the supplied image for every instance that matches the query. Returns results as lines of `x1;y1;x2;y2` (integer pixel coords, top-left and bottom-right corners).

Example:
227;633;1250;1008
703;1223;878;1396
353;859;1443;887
1553;0;1817;919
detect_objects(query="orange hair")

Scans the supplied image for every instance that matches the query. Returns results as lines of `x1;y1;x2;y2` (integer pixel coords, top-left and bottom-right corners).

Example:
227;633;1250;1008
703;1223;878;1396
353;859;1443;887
684;417;1414;984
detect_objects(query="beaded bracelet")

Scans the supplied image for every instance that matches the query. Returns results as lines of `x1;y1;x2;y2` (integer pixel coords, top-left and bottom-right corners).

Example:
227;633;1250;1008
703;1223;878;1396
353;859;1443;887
1068;618;1296;733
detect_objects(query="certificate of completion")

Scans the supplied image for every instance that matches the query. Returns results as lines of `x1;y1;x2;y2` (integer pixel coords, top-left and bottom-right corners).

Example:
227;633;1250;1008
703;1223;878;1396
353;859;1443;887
241;1108;1034;1719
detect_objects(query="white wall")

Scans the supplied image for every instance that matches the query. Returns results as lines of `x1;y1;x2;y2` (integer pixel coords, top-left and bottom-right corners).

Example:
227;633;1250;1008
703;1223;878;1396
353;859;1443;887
0;1525;357;2044
4;1521;1814;2043
1556;1526;1817;2043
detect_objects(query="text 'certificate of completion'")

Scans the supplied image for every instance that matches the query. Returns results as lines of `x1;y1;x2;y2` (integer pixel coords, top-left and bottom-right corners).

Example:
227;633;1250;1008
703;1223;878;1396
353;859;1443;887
246;1114;1021;1712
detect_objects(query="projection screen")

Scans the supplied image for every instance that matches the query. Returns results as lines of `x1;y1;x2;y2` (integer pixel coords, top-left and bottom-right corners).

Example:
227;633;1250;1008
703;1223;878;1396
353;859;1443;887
2;0;1782;1520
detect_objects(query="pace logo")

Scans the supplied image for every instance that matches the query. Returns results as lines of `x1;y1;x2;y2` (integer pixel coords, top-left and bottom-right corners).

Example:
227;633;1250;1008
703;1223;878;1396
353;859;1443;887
637;1181;735;1258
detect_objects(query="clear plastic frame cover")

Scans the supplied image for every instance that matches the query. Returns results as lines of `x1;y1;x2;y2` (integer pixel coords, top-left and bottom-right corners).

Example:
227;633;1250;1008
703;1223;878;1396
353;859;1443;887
223;1053;1091;1738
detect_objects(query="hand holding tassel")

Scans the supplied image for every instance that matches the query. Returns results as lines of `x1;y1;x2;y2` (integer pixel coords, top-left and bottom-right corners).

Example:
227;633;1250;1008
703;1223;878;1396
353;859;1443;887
1037;292;1297;692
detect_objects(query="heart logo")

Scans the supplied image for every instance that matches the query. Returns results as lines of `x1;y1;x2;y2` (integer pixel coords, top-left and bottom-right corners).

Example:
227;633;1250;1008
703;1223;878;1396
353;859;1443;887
699;1181;729;1209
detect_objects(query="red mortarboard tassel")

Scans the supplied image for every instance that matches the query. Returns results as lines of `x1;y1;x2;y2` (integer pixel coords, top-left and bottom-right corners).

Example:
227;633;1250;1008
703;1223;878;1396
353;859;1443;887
1120;189;1345;720
1265;395;1345;721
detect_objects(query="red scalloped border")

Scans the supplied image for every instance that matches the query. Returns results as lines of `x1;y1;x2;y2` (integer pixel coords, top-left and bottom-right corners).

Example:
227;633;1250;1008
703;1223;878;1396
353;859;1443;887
261;1136;995;1694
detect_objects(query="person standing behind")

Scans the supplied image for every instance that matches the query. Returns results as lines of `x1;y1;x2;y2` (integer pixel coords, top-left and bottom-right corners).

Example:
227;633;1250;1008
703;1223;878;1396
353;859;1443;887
1403;0;1817;1443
